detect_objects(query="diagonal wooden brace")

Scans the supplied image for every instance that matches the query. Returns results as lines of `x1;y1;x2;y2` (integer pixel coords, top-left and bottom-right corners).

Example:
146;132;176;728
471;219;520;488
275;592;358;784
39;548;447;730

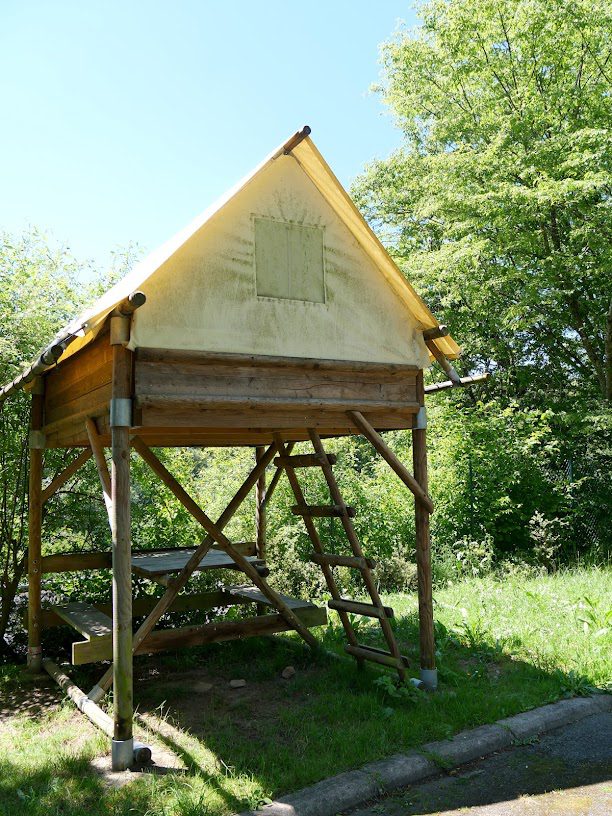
425;340;462;385
42;448;93;504
132;439;317;647
85;418;112;520
89;439;312;700
348;411;434;514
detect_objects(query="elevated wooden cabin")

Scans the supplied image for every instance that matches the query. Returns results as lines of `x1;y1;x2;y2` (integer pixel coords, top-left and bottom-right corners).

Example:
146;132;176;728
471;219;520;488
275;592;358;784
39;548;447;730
2;126;471;771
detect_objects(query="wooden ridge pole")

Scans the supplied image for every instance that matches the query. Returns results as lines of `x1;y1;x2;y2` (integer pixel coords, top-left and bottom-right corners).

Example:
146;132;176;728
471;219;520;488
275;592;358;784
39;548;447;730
27;379;45;672
348;411;434;514
412;372;437;689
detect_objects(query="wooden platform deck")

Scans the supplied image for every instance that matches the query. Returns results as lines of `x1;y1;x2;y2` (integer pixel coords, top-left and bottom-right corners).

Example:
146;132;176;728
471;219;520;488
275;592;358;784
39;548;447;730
51;583;327;665
130;549;265;581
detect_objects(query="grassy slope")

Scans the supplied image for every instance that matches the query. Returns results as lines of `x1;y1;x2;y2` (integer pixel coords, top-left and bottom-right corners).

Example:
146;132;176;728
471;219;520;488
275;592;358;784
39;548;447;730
0;567;610;816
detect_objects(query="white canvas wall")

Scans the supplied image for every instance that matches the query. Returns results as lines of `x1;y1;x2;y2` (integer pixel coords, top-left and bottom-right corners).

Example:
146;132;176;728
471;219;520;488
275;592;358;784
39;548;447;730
129;153;431;367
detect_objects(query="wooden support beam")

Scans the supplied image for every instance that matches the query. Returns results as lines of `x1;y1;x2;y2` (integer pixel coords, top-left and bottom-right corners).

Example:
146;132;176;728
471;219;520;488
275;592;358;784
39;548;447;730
274;453;337;469
27;382;44;672
260;442;295;511
413;372;436;681
41;449;93;503
424;372;490;394
255;446;266;560
291;503;356;518
310;552;376;570
347;411;434;514
425;340;462;385
109;337;134;766
130;440;317;648
85;418;112;519
90;440;281;698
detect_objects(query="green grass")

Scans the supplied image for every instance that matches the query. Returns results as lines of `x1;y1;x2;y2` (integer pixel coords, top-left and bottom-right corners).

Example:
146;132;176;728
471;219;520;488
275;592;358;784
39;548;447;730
0;567;610;816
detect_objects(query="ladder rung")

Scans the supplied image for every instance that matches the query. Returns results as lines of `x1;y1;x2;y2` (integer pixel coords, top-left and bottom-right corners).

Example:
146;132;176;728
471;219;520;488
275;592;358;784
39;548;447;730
291;504;356;518
329;598;394;619
275;453;337;469
310;552;376;570
345;643;409;668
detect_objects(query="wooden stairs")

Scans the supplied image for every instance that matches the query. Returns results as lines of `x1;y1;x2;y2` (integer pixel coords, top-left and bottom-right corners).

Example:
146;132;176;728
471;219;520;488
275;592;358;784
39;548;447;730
274;429;409;681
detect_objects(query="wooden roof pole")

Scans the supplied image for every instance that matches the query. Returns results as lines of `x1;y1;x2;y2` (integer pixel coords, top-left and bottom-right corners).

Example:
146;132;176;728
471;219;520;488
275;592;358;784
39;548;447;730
425;372;490;394
85;419;112;520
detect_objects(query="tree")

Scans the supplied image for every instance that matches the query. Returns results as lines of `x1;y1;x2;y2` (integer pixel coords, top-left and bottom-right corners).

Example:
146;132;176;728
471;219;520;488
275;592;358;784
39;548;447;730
0;231;92;648
353;0;611;562
354;0;611;402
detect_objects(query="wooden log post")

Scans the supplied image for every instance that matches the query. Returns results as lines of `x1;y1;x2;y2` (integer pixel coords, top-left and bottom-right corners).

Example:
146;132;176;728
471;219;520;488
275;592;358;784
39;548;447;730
255;446;267;615
255;446;267;560
412;372;437;689
27;379;45;672
109;315;134;770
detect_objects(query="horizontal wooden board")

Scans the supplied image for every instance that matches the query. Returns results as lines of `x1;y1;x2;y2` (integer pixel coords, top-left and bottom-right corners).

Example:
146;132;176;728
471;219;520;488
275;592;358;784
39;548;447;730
72;605;327;664
131;549;264;578
38;543;257;573
135;351;418;416
44;331;115;428
136;405;418;431
35;589;240;630
137;347;419;373
52;601;112;639
226;584;318;610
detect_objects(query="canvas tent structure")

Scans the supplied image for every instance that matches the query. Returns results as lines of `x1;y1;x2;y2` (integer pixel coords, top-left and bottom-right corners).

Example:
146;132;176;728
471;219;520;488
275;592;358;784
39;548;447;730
2;126;483;771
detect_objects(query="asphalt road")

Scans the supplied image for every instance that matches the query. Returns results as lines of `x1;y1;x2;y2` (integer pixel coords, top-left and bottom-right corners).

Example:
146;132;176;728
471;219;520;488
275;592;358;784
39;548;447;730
349;711;612;816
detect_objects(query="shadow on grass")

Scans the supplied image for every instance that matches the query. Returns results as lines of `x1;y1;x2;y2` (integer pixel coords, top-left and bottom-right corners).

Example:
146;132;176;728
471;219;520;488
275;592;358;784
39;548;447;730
0;609;604;816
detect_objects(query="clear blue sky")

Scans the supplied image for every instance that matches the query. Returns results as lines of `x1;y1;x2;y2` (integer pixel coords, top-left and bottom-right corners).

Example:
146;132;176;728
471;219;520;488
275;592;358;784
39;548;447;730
0;1;415;270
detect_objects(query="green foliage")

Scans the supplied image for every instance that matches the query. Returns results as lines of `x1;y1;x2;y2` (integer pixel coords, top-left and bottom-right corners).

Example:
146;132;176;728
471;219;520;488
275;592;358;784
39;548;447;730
352;0;611;568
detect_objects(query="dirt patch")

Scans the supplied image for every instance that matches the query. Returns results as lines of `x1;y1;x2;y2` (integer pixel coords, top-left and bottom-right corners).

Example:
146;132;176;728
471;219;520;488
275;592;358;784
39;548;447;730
135;663;319;747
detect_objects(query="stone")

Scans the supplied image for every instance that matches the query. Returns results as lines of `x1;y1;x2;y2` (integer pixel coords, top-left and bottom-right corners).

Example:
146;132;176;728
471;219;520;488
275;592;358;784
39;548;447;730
281;666;296;680
193;681;213;693
229;679;246;689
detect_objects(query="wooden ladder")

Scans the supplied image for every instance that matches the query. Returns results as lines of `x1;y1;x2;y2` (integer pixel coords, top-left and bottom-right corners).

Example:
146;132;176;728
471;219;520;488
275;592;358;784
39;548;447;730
273;430;408;681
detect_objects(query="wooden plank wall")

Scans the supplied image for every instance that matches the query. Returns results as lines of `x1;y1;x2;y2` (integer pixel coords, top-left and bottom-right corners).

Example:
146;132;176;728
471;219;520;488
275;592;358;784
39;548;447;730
42;344;420;448
43;330;115;447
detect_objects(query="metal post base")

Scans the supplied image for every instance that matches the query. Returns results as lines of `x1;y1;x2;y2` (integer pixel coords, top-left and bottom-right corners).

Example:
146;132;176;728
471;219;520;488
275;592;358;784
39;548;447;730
111;737;134;771
420;667;438;690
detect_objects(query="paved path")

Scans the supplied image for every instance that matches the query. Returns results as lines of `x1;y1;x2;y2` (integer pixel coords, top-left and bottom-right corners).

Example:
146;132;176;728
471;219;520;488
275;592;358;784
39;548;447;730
349;712;612;816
